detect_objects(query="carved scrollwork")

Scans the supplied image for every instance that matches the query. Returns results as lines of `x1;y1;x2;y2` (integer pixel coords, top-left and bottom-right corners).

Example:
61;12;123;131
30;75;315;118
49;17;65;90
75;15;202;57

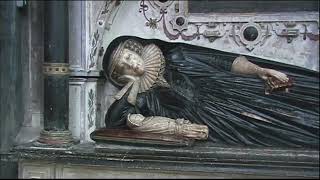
164;18;230;42
138;1;234;44
149;0;174;11
274;22;319;43
274;22;300;43
275;28;300;43
200;22;227;42
89;0;121;69
139;0;169;29
138;0;319;53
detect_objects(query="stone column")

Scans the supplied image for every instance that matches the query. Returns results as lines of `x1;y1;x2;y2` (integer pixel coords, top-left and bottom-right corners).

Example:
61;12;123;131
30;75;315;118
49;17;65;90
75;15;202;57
37;1;74;146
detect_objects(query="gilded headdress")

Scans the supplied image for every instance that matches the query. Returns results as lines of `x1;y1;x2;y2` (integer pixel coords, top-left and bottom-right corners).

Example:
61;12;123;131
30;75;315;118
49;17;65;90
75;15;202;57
108;39;143;86
107;39;169;105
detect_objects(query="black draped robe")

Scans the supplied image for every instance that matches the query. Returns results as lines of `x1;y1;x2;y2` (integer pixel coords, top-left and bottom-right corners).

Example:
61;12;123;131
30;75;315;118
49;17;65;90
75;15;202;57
105;44;319;149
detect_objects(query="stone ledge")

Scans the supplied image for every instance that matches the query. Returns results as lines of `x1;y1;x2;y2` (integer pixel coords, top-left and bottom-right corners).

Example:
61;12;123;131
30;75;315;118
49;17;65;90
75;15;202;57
11;141;320;178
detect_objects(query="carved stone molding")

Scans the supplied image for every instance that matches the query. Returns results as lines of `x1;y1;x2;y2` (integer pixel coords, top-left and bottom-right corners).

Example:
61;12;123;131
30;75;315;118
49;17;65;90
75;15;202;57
43;63;70;75
138;0;319;52
93;0;318;76
69;78;101;142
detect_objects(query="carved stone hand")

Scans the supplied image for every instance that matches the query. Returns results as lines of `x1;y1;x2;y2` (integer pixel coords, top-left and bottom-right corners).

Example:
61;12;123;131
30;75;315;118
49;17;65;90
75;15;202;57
232;56;289;83
258;68;289;83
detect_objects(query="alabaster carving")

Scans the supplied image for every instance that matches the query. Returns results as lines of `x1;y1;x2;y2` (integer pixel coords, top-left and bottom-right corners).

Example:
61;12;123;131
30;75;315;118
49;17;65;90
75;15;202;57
90;38;319;149
127;114;209;140
110;39;169;105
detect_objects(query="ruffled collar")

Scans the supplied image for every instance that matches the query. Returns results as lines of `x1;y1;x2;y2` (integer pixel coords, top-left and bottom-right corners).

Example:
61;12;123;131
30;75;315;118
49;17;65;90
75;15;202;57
139;44;168;93
113;44;169;105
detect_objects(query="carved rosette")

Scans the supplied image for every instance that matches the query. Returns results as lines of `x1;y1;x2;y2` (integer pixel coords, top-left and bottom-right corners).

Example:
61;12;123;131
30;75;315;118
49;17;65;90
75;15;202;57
230;22;272;51
170;14;189;32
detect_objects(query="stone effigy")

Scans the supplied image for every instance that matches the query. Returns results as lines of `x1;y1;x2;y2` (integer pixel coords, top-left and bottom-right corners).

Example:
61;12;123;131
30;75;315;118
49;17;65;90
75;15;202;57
91;38;319;148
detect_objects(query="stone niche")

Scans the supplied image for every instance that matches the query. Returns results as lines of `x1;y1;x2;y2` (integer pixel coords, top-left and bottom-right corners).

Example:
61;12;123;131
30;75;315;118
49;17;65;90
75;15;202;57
78;0;320;143
15;1;319;179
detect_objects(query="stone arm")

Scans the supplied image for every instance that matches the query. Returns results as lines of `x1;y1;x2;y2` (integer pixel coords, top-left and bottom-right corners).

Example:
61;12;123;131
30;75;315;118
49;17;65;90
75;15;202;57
231;56;289;83
104;94;137;128
169;46;289;84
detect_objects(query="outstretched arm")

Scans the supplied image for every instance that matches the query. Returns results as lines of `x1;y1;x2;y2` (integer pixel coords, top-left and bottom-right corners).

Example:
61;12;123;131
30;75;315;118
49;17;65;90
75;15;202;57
231;56;289;83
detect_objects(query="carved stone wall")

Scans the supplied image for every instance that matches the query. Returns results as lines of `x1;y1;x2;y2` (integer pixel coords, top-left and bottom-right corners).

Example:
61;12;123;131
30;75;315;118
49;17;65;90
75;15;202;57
16;143;319;179
13;1;44;145
86;0;319;140
19;160;216;179
68;1;106;142
14;1;107;144
13;0;319;145
91;1;319;72
14;1;320;178
69;78;104;142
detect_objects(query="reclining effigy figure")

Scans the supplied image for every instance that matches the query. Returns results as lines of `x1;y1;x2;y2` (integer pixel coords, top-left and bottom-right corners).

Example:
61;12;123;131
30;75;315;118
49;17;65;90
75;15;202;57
91;38;319;148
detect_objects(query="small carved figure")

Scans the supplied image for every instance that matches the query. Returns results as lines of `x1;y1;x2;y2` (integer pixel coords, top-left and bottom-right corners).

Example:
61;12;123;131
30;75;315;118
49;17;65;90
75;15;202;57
127;113;209;140
91;38;319;148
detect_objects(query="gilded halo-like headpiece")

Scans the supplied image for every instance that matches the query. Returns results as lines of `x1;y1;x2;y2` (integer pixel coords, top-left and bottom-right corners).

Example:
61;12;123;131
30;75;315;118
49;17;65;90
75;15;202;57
107;39;169;105
108;39;143;86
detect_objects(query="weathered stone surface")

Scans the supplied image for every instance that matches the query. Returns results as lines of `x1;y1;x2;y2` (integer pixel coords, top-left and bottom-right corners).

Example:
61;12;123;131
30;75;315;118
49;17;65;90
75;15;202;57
12;142;320;178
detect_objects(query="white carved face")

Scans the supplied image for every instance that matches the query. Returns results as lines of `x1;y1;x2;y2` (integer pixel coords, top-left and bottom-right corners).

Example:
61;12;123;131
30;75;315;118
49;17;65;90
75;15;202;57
129;114;145;121
127;113;146;127
117;49;145;77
